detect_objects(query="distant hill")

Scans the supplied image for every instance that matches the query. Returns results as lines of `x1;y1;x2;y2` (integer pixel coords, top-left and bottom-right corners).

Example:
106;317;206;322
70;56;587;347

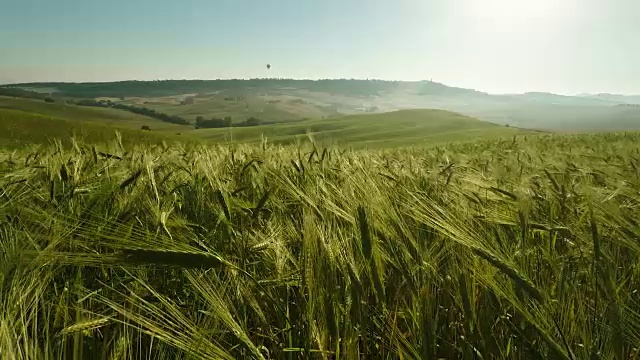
460;101;640;131
1;79;398;98
577;93;640;105
0;99;521;149
2;79;639;132
506;92;616;106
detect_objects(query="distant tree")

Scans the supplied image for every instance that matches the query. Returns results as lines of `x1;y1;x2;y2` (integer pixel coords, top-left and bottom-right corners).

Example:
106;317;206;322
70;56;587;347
0;87;47;100
211;118;226;128
194;116;227;129
141;125;151;131
169;115;188;125
245;117;262;126
44;97;55;103
195;116;205;129
76;99;190;125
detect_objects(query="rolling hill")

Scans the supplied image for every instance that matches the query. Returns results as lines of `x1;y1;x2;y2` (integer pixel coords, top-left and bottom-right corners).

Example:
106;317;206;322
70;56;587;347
0;109;177;148
0;98;194;148
0;96;189;131
119;93;340;123
0;98;523;149
3;79;639;131
578;93;640;104
191;109;524;148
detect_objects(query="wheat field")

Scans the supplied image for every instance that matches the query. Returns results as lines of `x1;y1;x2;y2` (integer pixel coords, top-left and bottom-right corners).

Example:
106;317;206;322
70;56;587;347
1;132;639;359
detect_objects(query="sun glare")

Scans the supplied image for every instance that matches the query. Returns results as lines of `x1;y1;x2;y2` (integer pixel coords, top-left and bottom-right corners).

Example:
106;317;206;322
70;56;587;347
463;0;578;27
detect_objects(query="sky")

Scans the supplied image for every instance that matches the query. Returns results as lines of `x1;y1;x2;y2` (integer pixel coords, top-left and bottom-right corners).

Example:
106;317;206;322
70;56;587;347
1;0;639;94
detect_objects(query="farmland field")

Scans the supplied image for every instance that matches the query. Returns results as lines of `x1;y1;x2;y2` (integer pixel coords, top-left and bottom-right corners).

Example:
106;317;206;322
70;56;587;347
1;131;639;359
0;107;192;149
0;97;524;149
193;109;526;148
0;97;190;131
120;93;340;123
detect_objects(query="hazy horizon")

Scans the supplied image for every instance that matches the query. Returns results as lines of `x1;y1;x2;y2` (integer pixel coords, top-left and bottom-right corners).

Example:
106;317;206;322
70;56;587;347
4;77;640;98
2;0;639;95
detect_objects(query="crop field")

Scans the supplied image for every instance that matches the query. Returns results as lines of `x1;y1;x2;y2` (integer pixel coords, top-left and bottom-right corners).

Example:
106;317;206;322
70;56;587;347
1;131;639;359
120;93;338;123
193;109;524;148
0;100;523;150
0;97;189;132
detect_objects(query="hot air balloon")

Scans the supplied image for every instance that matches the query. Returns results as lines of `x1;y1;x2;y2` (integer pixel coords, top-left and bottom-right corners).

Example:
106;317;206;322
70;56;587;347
266;64;271;70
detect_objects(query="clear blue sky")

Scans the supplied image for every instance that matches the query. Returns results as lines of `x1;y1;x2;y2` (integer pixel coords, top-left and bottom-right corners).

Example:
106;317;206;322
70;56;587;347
1;0;639;94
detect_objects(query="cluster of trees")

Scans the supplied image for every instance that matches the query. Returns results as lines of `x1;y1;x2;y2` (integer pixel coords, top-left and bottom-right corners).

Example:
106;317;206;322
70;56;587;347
194;116;232;129
241;117;263;127
194;116;263;129
75;99;190;125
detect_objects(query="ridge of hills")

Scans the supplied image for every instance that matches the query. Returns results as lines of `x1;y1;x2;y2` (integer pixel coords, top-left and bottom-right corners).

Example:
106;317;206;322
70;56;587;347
0;96;522;149
2;79;639;131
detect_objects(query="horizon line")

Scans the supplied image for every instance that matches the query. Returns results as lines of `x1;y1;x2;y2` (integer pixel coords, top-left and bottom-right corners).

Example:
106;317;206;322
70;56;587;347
1;78;638;97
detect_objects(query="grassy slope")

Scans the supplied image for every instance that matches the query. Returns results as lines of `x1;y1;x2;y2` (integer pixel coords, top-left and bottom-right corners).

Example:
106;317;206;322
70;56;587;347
193;109;523;148
0;96;189;131
1;132;639;359
0;97;523;149
0;108;183;148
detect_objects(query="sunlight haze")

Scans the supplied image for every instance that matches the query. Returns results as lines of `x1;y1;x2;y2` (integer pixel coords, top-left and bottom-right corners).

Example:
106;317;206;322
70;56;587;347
1;0;638;94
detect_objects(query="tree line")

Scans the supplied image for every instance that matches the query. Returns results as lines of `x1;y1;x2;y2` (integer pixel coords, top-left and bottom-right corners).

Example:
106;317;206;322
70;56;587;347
75;99;265;129
0;87;51;100
195;116;264;129
74;99;191;125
